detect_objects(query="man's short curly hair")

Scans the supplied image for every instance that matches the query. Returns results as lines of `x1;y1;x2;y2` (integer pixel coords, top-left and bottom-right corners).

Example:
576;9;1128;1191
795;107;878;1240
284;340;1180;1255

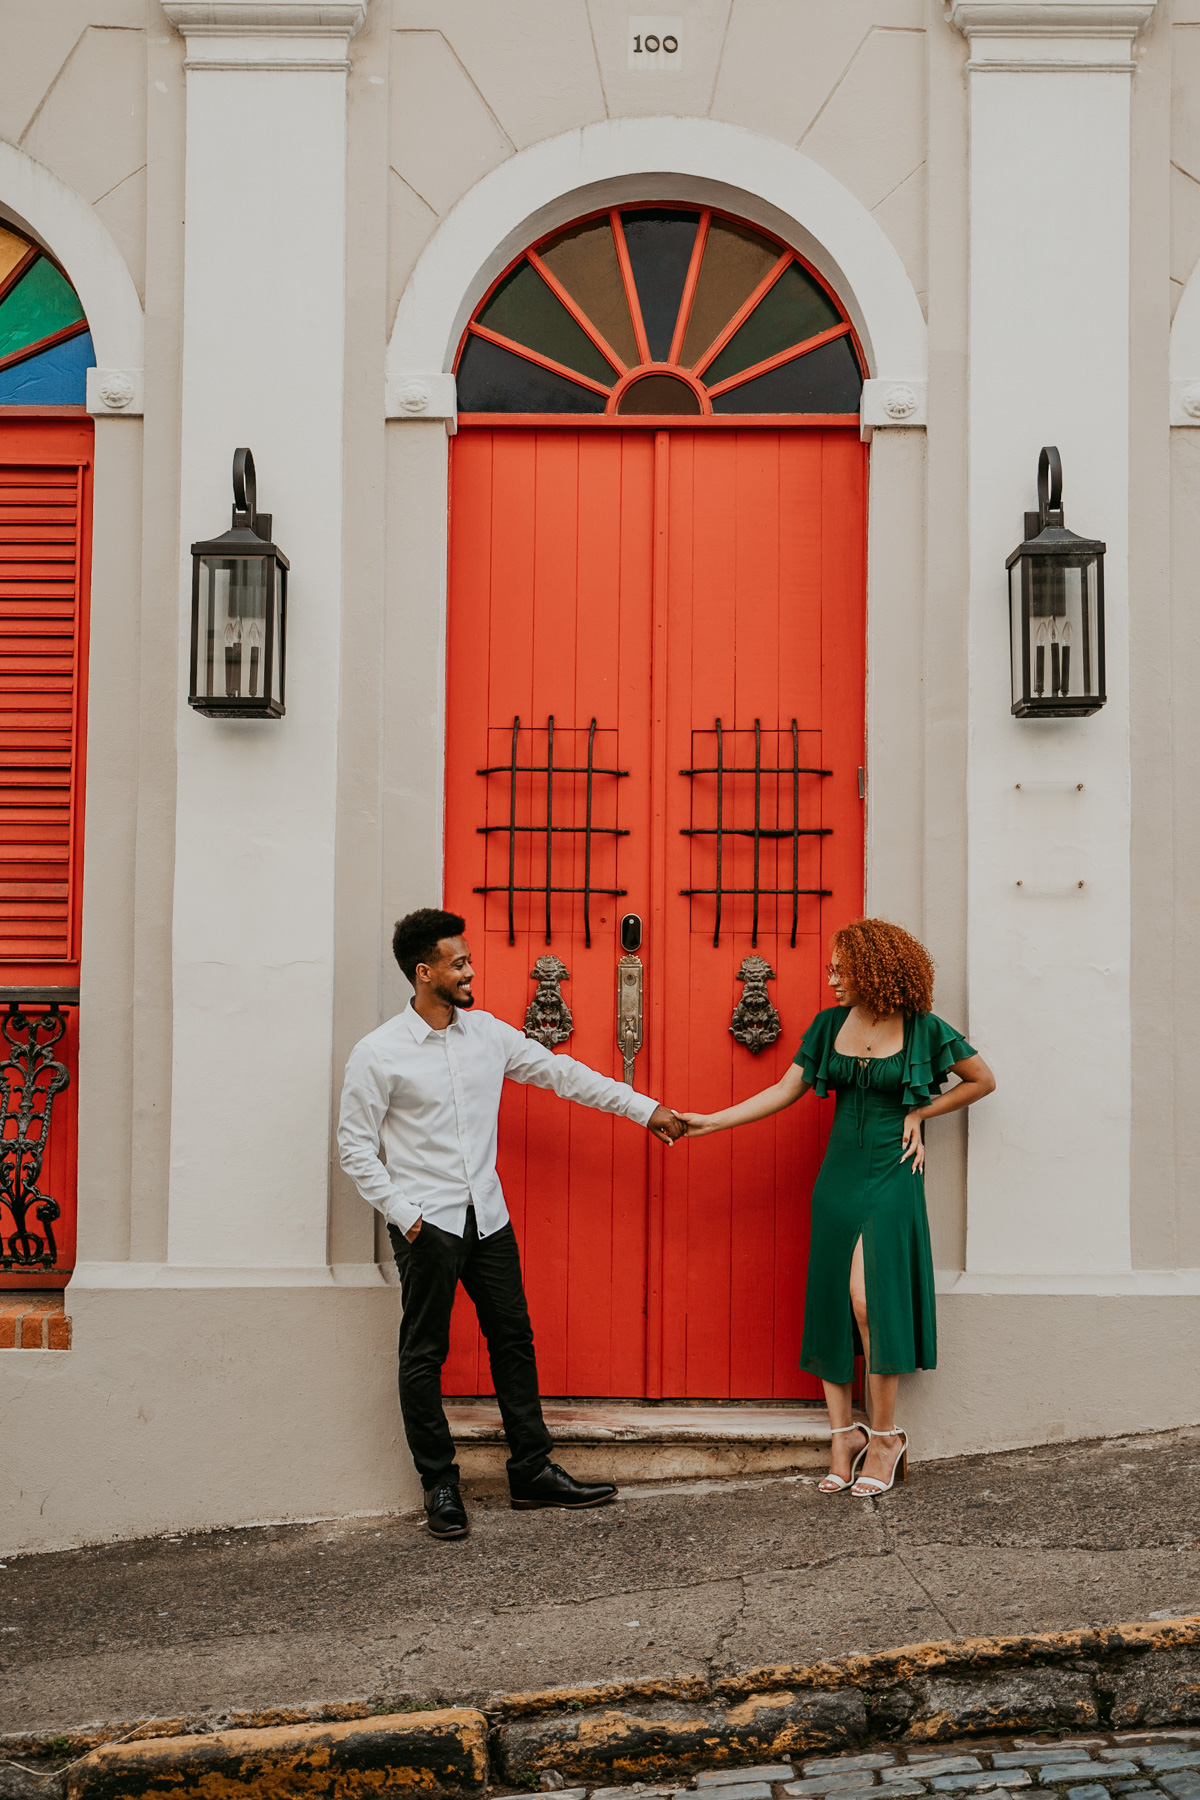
831;917;934;1019
392;907;466;985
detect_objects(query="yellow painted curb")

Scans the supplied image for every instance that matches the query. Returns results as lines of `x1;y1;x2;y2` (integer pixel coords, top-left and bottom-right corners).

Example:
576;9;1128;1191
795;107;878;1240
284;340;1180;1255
714;1615;1200;1698
66;1708;489;1800
10;1614;1200;1784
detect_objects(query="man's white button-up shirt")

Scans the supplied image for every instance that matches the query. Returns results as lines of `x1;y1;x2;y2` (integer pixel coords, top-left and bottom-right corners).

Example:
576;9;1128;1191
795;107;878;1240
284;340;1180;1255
337;1003;660;1239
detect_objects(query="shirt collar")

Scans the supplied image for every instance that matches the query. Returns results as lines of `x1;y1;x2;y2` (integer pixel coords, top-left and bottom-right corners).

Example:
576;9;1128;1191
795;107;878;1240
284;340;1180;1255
400;1001;467;1043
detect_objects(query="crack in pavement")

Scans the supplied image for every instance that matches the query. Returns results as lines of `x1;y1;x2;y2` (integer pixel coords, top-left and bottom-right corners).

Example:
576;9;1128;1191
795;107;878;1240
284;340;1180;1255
478;1545;893;1617
706;1574;750;1677
893;1549;961;1638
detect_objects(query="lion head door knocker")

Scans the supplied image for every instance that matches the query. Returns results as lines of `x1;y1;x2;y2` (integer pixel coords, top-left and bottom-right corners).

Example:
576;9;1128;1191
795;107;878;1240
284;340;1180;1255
730;955;782;1054
524;954;573;1048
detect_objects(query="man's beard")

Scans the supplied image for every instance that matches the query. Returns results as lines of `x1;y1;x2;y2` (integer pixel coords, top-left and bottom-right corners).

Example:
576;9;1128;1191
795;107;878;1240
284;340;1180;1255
434;979;474;1009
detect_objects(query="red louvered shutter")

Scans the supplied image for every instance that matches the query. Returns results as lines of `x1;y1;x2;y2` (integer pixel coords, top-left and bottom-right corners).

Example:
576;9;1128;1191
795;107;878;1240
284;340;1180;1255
0;415;92;1288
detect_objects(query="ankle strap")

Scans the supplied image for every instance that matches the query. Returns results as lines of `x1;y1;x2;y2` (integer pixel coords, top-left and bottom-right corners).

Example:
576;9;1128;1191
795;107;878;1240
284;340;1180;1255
829;1423;866;1435
867;1425;905;1436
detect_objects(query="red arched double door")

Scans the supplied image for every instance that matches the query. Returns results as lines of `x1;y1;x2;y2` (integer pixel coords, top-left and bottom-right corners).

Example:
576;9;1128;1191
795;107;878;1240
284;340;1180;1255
442;206;866;1400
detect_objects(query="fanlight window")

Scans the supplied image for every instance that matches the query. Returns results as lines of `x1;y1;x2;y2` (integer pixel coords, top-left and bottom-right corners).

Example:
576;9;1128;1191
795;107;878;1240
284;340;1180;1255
456;206;864;417
0;224;93;406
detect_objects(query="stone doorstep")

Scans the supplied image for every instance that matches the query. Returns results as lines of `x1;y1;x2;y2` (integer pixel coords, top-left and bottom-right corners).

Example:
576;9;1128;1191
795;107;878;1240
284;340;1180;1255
0;1293;70;1350
447;1400;845;1484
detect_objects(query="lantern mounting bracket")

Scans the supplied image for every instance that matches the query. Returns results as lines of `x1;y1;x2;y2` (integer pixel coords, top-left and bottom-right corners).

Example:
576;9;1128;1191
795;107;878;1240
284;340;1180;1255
231;446;273;541
1036;443;1063;530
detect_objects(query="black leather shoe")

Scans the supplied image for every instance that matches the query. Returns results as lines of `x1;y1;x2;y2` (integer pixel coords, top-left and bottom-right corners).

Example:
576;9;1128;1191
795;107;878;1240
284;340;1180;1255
423;1480;469;1538
509;1461;617;1510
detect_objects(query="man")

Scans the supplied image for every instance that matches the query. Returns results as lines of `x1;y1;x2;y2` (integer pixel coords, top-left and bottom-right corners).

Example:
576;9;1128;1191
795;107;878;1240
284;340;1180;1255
338;907;684;1539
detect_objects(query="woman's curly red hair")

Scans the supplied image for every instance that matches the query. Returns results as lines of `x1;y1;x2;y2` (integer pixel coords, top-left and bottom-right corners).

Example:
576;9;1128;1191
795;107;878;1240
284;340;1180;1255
832;917;934;1019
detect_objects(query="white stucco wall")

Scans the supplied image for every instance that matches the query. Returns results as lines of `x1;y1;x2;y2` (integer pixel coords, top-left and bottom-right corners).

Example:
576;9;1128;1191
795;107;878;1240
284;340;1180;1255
3;0;1200;1555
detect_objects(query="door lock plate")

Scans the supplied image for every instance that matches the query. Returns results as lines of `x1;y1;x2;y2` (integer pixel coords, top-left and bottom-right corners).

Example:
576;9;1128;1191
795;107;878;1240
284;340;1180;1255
616;953;644;1085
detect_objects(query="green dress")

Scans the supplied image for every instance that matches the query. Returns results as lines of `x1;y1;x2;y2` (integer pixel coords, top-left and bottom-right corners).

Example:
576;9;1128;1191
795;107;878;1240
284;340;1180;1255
794;1007;975;1384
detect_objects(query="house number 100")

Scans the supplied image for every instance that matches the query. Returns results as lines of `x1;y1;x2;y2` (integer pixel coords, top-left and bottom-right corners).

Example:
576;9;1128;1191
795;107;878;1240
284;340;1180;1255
627;17;683;68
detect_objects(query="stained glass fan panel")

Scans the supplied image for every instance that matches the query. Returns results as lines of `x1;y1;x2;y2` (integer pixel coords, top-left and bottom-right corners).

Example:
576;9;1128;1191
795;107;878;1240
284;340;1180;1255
455;204;862;418
0;226;93;406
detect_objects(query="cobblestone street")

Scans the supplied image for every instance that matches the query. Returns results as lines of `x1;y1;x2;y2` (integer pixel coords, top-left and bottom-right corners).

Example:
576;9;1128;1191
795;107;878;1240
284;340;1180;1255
504;1738;1200;1800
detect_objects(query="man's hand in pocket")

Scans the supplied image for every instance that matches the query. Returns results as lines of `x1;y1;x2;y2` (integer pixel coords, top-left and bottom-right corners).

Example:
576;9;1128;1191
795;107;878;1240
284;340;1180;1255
404;1218;423;1243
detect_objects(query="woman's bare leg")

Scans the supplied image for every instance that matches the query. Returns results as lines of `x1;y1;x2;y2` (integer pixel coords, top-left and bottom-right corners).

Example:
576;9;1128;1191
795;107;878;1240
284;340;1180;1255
849;1237;904;1486
821;1377;865;1483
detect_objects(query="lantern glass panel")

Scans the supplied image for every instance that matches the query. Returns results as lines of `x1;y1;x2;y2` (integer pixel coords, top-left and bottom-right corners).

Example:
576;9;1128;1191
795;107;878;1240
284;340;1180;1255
1009;547;1102;713
197;554;271;704
1009;560;1027;710
1029;555;1099;702
269;567;284;710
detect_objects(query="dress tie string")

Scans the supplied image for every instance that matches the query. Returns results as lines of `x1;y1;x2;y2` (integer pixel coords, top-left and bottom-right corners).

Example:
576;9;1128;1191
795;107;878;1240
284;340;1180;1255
853;1056;872;1146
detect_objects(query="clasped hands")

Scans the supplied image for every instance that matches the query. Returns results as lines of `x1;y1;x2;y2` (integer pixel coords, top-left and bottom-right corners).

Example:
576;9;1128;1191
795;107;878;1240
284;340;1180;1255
647;1105;711;1145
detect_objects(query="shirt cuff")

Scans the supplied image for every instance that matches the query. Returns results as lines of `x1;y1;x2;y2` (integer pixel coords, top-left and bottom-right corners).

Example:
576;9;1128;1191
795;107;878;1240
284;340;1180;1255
384;1192;421;1234
629;1091;661;1127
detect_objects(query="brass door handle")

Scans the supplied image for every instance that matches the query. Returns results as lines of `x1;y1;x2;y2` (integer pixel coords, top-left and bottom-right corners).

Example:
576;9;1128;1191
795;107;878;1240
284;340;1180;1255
616;913;644;1085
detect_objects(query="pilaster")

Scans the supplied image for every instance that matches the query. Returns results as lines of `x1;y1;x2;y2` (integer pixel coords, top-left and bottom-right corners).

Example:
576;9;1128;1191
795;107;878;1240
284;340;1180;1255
948;0;1154;1276
161;0;364;1270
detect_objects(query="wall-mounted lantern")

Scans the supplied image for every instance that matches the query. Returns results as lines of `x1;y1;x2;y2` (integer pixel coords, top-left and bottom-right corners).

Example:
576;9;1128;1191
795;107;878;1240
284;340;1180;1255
1006;446;1105;719
189;448;288;719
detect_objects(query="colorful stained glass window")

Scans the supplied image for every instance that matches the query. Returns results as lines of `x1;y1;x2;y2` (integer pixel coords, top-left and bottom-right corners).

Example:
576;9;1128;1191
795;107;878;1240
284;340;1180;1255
455;204;863;418
0;225;92;407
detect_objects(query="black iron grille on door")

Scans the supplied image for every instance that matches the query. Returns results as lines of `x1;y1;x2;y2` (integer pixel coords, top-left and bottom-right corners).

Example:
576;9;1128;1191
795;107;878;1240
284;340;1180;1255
680;719;831;948
475;717;628;947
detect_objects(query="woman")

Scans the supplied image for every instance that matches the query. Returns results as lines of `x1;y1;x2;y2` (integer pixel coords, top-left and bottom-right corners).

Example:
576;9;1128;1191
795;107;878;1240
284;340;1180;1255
677;918;995;1497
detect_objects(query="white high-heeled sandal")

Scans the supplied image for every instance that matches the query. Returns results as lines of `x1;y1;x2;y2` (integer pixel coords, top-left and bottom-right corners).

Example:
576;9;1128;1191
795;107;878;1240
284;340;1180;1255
818;1422;869;1493
850;1426;908;1496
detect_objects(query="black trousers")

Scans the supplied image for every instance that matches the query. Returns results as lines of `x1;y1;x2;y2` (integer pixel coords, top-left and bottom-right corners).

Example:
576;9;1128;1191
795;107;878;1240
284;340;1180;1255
387;1211;553;1489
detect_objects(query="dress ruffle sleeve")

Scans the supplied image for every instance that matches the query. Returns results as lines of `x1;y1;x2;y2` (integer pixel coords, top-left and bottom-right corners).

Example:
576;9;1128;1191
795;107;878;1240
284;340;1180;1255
793;1006;845;1096
901;1011;976;1109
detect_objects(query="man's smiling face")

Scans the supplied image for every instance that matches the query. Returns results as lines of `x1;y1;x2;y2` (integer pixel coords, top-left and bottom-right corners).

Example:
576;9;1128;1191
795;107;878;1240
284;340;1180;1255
424;935;475;1009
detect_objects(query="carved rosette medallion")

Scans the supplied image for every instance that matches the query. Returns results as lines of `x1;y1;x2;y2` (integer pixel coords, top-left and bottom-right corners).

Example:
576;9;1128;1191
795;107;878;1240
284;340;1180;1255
395;379;431;416
524;954;573;1047
882;383;918;421
729;954;782;1054
98;374;135;411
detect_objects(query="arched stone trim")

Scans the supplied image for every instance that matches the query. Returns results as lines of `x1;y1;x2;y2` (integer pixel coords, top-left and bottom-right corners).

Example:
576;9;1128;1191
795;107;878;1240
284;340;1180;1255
386;116;927;424
0;140;144;389
1171;257;1200;425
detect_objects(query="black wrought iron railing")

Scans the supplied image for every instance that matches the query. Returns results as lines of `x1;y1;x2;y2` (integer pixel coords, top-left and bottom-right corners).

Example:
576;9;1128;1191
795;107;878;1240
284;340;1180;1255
680;719;831;948
0;988;77;1273
475;716;629;947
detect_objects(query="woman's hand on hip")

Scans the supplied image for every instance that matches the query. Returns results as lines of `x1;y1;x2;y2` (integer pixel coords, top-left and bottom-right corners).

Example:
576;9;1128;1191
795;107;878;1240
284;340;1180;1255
900;1111;925;1174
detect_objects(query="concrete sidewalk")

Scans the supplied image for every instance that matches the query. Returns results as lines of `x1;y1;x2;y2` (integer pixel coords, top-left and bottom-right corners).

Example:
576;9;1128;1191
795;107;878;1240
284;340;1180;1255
4;1427;1200;1739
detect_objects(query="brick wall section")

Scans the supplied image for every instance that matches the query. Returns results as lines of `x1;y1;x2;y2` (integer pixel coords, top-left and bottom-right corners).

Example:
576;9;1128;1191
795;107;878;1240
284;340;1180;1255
0;1295;71;1349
